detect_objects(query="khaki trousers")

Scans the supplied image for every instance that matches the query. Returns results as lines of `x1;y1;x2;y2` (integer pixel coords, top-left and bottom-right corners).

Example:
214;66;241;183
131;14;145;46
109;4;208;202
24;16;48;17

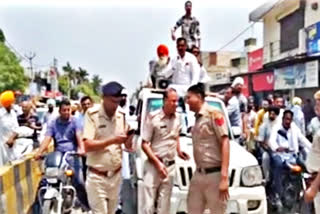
187;171;227;214
140;161;175;214
86;170;121;214
315;193;320;214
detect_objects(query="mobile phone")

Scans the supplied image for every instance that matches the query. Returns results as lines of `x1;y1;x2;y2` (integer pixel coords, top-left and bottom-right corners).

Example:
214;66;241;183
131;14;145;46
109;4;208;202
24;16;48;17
127;129;135;135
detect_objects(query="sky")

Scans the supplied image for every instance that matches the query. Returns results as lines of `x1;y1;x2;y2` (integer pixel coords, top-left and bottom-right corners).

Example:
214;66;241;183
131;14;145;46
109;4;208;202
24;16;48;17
0;0;268;93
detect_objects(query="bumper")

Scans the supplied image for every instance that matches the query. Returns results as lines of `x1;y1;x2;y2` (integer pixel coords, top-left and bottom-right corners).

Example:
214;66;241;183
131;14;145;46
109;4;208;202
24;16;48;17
170;186;267;214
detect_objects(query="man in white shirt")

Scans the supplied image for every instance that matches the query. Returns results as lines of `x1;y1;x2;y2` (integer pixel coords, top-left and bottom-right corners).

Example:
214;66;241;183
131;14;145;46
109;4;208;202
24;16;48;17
166;37;201;87
268;110;311;205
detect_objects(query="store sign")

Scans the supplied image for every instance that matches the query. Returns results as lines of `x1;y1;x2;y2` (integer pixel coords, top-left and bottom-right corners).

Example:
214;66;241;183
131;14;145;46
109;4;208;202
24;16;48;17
209;72;230;85
248;48;263;72
252;72;274;92
274;61;319;90
242;76;250;97
306;21;320;56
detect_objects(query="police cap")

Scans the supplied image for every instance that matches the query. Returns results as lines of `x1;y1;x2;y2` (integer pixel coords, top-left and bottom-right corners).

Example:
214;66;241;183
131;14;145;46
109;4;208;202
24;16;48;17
102;81;124;97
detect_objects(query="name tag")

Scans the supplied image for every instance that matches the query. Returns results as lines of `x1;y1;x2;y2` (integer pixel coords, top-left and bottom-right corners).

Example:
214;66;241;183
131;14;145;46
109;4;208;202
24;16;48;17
98;124;107;129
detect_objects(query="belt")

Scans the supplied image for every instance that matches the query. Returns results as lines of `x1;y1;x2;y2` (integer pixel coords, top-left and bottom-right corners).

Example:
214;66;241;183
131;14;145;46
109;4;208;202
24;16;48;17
88;166;121;177
197;166;221;174
156;156;175;167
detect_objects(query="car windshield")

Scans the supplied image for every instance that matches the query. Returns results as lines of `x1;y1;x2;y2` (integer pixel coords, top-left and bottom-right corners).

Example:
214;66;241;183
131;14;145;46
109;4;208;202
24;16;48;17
146;97;232;137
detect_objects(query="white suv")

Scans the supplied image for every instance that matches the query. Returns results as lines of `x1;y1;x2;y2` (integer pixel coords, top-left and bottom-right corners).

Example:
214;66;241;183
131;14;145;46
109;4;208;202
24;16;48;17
129;88;267;214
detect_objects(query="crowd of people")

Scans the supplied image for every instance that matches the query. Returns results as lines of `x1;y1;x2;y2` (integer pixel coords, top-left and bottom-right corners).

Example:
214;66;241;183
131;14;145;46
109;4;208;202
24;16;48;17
1;1;320;214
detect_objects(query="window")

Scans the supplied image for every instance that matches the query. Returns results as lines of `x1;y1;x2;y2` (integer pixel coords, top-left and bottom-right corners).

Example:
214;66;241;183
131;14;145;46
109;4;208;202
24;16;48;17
280;8;304;53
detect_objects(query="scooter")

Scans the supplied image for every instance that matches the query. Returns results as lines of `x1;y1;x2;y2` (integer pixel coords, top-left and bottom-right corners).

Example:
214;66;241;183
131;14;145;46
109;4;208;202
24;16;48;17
38;151;77;214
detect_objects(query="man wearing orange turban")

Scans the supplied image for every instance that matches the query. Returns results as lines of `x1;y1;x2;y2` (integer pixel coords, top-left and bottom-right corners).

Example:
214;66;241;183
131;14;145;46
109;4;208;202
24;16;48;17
146;44;172;88
0;90;20;166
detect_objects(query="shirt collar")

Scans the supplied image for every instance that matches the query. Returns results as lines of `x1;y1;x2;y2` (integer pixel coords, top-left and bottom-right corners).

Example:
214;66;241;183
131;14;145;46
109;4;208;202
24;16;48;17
57;116;72;124
159;108;176;119
195;103;207;119
98;106;118;121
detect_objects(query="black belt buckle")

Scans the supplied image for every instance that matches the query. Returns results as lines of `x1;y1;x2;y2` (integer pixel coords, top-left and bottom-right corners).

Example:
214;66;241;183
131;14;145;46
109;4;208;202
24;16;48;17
197;166;221;174
163;159;175;167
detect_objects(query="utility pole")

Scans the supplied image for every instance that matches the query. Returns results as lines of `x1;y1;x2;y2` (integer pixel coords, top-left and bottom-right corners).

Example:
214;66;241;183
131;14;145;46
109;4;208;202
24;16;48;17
25;52;36;82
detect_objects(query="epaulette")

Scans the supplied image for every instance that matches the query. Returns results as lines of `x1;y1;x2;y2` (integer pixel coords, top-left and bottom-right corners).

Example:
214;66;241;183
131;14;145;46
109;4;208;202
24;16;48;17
87;105;100;115
149;109;162;118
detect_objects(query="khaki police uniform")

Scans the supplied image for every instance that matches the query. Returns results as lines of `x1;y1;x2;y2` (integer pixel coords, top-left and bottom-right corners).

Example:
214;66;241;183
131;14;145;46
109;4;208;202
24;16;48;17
306;130;320;214
140;109;181;214
187;103;229;214
83;106;128;214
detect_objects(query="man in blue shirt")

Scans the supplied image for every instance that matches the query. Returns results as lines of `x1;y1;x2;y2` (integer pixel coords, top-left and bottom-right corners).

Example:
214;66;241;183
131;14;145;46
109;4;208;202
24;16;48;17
35;99;89;210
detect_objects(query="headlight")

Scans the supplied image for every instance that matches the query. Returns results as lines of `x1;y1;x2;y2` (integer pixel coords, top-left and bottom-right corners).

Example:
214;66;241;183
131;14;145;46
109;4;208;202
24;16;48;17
241;165;263;187
45;167;60;177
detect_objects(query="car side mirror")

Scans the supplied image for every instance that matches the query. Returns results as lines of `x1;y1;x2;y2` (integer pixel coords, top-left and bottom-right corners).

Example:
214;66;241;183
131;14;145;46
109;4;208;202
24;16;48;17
232;126;241;138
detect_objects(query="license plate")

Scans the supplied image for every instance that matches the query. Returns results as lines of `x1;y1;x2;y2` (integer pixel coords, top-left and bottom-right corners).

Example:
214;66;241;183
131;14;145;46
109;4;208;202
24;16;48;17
47;178;58;184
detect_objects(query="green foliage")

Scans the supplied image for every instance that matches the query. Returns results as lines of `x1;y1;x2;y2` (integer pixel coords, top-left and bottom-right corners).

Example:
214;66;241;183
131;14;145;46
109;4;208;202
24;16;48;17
91;74;102;94
0;43;27;92
0;29;5;43
58;75;69;95
59;62;102;102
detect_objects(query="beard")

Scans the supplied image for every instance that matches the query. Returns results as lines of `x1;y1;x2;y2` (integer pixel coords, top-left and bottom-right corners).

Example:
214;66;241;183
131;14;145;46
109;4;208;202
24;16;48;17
157;56;168;68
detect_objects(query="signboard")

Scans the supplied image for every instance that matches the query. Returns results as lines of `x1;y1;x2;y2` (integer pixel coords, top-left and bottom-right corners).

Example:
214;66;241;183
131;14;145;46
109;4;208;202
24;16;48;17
306;21;320;56
274;61;319;90
248;48;263;72
305;60;319;88
242;76;250;97
252;72;274;92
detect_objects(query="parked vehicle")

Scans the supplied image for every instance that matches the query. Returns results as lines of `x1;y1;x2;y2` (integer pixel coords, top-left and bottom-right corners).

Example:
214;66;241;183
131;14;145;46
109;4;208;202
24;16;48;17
38;151;77;214
129;87;267;214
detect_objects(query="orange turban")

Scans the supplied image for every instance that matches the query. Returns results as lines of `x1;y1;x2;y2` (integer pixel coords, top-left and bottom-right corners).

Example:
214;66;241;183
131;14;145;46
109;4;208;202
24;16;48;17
0;90;15;108
157;44;169;57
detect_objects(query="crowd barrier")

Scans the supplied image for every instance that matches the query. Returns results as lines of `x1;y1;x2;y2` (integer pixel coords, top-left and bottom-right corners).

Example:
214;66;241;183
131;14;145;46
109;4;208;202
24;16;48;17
0;144;53;214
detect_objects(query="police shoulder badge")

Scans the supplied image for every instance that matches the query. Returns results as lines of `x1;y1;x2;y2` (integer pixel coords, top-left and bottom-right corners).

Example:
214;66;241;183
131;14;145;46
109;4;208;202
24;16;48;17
213;110;224;126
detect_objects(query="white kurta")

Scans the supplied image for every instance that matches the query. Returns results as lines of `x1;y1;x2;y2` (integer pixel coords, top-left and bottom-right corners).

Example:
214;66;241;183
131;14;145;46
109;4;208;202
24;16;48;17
0;107;19;166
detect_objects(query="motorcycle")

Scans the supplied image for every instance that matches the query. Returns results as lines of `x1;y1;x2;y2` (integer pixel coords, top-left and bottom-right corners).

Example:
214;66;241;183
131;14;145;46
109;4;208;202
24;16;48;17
267;151;312;214
38;151;77;214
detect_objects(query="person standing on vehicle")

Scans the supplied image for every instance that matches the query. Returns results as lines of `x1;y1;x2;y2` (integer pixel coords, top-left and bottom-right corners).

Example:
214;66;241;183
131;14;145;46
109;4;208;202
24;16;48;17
191;45;210;84
166;37;200;88
146;44;172;88
171;1;201;50
141;88;190;214
34;99;89;211
82;81;134;214
186;83;230;214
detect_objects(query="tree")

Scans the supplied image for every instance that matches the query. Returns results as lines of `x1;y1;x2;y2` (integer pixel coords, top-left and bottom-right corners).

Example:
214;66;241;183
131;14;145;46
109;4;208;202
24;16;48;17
62;62;76;86
0;43;27;92
0;29;5;43
91;74;102;94
78;67;89;83
58;75;69;95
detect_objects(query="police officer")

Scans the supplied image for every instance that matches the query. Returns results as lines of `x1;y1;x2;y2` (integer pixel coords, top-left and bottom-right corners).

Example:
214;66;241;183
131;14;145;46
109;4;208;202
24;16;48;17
83;81;134;214
186;83;230;214
141;88;189;214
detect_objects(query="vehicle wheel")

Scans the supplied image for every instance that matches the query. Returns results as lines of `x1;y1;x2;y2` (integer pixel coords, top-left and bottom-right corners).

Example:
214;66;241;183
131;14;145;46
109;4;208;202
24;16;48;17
42;200;56;214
